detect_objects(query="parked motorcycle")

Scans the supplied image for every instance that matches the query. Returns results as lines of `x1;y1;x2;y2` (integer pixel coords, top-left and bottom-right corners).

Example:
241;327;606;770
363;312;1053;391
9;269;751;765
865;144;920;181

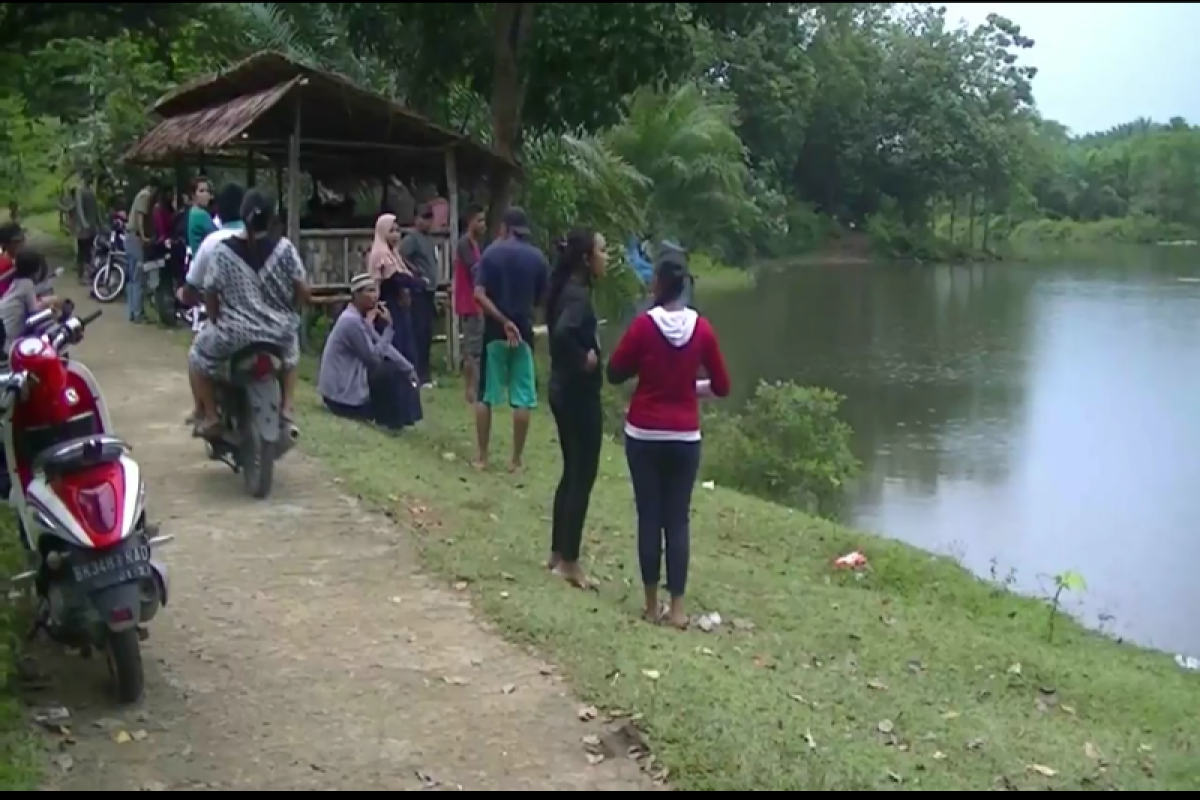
203;346;298;499
4;305;170;704
90;211;127;304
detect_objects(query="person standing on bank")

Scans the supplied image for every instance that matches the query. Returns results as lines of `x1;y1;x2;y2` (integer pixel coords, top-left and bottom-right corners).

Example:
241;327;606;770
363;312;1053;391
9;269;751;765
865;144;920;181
126;176;160;325
607;254;731;629
472;207;549;473
399;203;440;388
73;170;101;284
545;229;607;588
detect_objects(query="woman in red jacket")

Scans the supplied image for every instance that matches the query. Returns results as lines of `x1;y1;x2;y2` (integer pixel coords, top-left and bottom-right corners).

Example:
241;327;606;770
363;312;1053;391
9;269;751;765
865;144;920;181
606;254;731;628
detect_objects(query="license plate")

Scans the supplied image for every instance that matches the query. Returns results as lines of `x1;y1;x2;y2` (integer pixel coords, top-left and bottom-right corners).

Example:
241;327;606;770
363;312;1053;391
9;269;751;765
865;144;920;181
72;545;152;587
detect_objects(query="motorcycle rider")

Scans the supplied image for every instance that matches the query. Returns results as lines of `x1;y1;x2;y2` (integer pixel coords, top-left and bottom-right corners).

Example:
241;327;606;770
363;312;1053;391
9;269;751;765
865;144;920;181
182;183;246;423
187;189;309;438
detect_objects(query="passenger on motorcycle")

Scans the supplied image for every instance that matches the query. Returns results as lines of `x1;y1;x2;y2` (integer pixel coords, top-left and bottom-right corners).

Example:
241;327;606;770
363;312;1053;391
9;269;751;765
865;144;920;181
183;182;246;304
188;188;309;438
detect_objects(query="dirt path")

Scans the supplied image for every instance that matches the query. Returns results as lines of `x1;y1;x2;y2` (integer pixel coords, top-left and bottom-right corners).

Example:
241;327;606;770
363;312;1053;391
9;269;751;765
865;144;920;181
31;296;654;791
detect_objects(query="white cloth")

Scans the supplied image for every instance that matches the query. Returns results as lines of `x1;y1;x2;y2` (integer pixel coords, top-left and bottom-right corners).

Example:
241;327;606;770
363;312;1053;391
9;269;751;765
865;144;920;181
186;226;240;288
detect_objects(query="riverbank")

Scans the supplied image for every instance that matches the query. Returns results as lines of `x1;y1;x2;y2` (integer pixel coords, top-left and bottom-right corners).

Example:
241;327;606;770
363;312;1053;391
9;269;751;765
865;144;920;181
21;220;1200;789
298;373;1200;791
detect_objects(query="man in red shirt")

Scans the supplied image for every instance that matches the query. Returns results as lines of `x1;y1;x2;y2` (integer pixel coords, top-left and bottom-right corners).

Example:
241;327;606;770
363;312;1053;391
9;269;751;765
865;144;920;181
453;205;486;404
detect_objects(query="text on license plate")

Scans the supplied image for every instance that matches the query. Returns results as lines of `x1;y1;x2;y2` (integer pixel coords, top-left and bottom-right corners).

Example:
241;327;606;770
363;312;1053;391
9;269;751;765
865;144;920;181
72;545;151;583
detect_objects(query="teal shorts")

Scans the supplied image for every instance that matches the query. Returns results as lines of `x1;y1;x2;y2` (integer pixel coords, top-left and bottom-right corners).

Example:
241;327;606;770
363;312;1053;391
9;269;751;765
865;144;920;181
481;340;538;409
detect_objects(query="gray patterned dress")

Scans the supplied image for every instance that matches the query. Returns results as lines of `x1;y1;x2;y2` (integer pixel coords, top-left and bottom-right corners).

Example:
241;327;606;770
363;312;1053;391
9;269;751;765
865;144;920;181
188;235;304;378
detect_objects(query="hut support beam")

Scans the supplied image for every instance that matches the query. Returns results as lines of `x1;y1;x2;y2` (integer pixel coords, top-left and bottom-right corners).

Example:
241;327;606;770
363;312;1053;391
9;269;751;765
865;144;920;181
445;147;460;371
286;96;302;243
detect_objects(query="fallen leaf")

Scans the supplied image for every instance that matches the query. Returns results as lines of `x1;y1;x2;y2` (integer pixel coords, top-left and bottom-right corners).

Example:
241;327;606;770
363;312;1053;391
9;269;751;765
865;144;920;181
501;684;516;695
642;669;661;681
441;676;469;686
50;754;74;773
1085;742;1102;761
887;770;903;784
582;734;603;754
586;753;605;765
113;731;132;745
1028;764;1058;778
867;679;888;691
804;729;817;750
499;591;510;599
789;693;808;705
1061;705;1077;716
453;581;469;591
1007;663;1022;676
877;720;895;735
941;710;960;721
933;751;947;761
131;730;148;742
577;705;597;722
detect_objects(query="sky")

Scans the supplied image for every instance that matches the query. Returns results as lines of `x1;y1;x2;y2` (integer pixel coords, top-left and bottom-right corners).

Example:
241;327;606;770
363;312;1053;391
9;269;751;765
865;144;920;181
941;3;1200;135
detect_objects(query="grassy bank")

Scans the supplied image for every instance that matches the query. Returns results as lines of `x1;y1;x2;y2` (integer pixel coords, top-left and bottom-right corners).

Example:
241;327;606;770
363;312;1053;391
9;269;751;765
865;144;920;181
1009;215;1197;248
295;372;1200;791
0;516;41;790
26;218;1200;789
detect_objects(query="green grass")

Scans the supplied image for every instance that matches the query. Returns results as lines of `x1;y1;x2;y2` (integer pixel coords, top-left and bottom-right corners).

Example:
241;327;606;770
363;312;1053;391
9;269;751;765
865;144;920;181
688;252;755;293
291;369;1200;791
0;515;42;790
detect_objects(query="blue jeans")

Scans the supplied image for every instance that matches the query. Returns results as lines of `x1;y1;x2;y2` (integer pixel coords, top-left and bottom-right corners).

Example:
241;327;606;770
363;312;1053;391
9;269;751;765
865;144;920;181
625;437;701;597
125;237;145;322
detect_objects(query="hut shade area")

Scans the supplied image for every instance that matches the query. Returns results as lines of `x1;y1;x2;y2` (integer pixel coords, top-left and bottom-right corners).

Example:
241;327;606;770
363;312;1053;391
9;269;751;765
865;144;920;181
125;51;511;366
125;51;515;182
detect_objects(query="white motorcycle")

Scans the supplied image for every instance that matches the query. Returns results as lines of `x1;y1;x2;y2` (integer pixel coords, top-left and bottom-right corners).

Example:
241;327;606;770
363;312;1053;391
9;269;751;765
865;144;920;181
4;305;171;703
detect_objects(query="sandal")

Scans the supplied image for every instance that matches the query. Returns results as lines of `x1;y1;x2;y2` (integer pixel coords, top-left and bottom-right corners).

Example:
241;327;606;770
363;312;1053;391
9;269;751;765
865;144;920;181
192;419;222;439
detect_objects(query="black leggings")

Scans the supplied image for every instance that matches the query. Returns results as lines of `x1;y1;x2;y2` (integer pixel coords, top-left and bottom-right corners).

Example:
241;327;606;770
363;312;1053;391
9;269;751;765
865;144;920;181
550;392;603;563
625;437;701;597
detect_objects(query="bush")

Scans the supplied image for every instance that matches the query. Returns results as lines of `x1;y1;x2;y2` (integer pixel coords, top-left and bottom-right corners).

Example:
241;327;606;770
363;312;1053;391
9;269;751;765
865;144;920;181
704;381;859;517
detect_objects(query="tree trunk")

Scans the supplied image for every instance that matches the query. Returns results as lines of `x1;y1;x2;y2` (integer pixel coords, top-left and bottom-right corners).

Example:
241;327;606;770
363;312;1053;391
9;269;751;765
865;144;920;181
967;192;977;250
486;2;536;237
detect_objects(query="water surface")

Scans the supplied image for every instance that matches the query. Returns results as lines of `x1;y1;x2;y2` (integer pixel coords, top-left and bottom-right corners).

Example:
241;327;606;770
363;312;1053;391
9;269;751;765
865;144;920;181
702;249;1200;655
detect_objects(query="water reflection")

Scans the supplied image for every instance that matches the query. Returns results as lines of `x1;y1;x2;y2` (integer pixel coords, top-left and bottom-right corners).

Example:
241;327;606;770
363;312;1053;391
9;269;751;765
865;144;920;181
701;249;1200;655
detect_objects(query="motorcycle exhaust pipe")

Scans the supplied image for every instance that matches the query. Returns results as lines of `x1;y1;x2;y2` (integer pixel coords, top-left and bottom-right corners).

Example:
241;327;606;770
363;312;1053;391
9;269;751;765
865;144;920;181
288;425;300;442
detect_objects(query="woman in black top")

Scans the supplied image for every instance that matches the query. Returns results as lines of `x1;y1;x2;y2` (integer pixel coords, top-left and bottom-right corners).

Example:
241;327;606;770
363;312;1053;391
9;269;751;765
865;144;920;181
545;229;608;588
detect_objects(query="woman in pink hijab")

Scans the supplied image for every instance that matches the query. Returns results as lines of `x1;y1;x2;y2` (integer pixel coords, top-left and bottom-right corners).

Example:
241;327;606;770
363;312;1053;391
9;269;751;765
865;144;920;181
368;213;419;365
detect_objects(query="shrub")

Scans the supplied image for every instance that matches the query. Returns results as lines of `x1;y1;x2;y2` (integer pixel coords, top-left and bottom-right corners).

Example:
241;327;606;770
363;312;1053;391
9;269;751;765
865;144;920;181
704;381;859;517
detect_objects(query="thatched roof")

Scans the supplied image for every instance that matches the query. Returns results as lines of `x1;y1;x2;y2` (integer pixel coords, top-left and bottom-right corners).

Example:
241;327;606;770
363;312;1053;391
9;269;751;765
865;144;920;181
125;52;515;181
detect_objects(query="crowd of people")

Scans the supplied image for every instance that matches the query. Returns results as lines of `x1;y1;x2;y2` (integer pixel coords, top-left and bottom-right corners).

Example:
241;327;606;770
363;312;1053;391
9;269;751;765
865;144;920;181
0;175;733;629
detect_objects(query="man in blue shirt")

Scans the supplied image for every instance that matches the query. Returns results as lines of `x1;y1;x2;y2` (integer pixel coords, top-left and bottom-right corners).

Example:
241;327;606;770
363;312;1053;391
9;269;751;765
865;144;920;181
472;207;549;472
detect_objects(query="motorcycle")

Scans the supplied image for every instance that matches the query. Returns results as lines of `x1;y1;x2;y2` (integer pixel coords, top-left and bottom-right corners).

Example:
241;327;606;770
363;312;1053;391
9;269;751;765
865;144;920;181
203;346;298;499
90;211;127;304
4;305;170;704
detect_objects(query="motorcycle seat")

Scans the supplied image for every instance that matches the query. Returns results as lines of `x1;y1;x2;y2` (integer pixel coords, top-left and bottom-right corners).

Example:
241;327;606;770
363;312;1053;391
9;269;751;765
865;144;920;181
34;435;128;478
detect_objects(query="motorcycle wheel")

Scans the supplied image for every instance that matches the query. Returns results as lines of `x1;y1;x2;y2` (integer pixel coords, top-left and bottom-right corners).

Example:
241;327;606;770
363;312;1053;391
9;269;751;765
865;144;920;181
241;431;274;499
92;262;126;304
153;280;177;328
106;628;144;704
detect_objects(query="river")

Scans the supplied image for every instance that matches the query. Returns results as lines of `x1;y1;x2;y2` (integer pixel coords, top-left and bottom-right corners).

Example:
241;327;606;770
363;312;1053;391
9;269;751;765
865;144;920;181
701;248;1200;656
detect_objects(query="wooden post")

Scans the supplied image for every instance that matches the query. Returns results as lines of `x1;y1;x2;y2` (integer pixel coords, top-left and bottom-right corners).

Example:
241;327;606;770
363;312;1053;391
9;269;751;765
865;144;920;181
445;147;460;371
286;88;303;244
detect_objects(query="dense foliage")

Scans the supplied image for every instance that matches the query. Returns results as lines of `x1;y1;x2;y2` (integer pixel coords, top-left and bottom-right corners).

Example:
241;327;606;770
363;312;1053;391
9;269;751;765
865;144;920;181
0;1;1196;262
